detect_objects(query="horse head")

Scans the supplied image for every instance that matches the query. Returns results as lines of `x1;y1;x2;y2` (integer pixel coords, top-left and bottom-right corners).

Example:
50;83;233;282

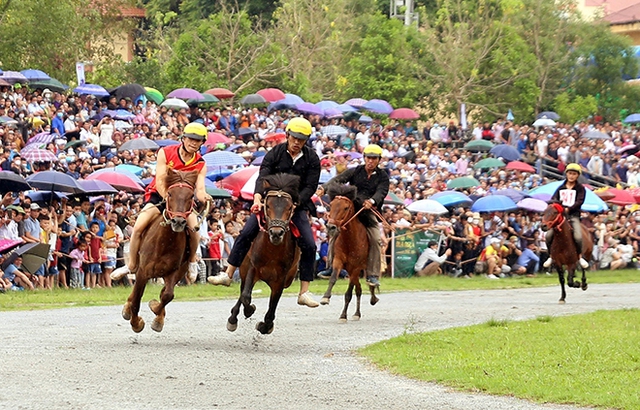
541;202;565;232
164;168;198;233
326;184;358;237
262;174;300;245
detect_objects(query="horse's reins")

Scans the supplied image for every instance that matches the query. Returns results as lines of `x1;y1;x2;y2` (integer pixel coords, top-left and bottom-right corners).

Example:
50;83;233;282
323;196;393;231
544;203;566;232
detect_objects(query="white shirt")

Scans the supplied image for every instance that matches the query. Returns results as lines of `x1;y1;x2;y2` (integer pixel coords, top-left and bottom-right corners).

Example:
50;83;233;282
536;139;548;157
557;146;569;163
415;247;447;271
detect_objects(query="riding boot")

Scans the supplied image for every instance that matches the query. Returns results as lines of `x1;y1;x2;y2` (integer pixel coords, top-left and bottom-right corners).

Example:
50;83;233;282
111;232;140;281
365;221;382;288
187;227;200;282
543;229;554;268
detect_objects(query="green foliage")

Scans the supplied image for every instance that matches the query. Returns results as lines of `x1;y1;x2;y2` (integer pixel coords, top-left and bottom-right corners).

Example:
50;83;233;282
553;92;597;124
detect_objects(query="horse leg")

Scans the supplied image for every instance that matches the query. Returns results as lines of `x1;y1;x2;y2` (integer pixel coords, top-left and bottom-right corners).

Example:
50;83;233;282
227;298;243;332
320;267;340;305
126;275;147;333
352;276;362;321
149;274;178;333
256;283;284;335
567;267;577;288
240;267;257;319
557;265;566;304
340;282;354;323
580;266;588;291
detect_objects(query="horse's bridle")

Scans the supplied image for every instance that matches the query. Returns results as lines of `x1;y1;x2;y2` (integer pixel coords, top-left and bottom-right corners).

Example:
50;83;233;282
263;190;294;232
327;195;359;231
163;182;195;221
544;203;565;232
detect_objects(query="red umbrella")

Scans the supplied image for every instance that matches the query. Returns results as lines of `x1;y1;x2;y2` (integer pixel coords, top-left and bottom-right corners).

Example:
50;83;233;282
389;108;419;120
505;161;536;173
628;187;640;202
219;166;260;198
263;132;286;143
205;88;235;99
205;132;231;146
606;188;636;206
257;88;286;102
86;171;144;193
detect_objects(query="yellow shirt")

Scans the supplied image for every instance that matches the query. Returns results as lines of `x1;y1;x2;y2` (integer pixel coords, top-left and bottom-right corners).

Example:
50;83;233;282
485;244;508;258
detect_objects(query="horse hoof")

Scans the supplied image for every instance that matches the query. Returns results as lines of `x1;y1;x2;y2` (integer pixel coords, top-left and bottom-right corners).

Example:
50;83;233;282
320;298;330;305
351;315;360;321
131;319;145;333
370;296;379;306
148;299;161;315
244;304;256;318
339;318;347;323
255;321;274;335
122;304;131;321
558;300;566;305
227;321;238;332
151;319;164;333
582;283;588;291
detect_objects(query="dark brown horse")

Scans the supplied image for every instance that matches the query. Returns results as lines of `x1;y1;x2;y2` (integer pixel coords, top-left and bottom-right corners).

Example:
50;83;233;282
227;174;300;335
122;168;199;332
320;184;378;322
541;203;593;304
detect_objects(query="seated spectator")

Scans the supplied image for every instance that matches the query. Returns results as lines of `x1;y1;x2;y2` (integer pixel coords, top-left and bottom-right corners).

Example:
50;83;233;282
2;256;35;290
512;242;540;276
414;241;452;276
477;237;510;279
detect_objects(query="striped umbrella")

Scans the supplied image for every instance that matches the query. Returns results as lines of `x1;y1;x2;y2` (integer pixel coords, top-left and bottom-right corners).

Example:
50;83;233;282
345;98;368;108
144;87;164;104
26;132;57;146
21;149;58;163
73;83;109;96
321;125;349;137
203;151;247;167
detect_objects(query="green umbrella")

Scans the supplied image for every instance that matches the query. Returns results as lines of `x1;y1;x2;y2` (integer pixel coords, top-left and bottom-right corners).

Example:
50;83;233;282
206;187;231;198
28;78;68;93
447;176;480;190
384;192;404;205
463;140;494;152
145;87;164;105
473;157;505;170
187;93;220;105
64;139;86;150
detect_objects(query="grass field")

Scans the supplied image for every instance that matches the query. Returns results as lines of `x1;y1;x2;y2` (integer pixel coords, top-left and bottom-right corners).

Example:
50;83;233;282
361;309;640;410
1;268;639;311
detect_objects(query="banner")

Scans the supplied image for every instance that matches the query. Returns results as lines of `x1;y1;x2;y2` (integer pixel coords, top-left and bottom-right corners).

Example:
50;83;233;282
393;229;443;277
76;62;85;86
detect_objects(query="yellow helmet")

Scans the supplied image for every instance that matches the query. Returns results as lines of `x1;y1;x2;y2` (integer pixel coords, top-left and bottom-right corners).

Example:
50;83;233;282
565;163;582;175
363;144;383;158
285;117;313;140
183;122;207;141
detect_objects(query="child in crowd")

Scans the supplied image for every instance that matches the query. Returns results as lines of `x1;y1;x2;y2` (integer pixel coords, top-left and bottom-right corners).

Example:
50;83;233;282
207;219;224;279
86;222;103;289
69;241;89;289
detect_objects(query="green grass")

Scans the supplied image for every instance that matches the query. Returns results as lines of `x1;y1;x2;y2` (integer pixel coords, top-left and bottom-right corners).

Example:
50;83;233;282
1;268;639;311
361;309;640;409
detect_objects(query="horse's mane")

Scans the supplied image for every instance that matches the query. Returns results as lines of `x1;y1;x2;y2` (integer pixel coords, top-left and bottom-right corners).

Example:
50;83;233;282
262;173;300;204
166;168;198;189
327;183;357;202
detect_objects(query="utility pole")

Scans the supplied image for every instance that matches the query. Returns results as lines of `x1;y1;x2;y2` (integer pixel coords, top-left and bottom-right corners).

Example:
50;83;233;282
390;0;418;26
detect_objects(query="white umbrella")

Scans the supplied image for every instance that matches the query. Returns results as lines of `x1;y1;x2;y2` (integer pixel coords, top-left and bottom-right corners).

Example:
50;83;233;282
532;118;556;127
407;199;448;215
161;98;189;110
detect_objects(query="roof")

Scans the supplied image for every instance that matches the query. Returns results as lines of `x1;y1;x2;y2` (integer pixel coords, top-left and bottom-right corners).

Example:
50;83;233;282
118;7;146;18
586;0;640;14
604;2;640;24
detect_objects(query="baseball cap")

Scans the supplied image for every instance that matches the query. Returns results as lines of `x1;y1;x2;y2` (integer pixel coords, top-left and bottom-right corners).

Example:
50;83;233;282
30;203;41;211
490;238;501;245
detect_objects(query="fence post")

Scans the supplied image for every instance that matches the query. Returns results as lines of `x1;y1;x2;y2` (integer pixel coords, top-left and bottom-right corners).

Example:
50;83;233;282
391;230;396;279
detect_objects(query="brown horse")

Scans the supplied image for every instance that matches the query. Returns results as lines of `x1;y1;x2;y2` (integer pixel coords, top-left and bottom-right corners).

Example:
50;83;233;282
122;168;200;332
320;184;378;322
541;203;593;304
227;174;300;335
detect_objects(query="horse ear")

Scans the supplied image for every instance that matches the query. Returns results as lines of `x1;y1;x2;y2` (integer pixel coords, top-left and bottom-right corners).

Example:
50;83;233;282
185;170;198;187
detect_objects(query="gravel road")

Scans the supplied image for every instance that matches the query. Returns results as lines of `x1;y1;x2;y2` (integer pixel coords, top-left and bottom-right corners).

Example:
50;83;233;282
2;282;639;410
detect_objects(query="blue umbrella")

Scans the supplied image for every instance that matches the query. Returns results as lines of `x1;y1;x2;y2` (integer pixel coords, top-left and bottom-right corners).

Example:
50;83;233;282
206;169;234;181
141;177;153;186
321;125;349;136
92;110;118;121
362;99;393;114
236;127;257;137
268;95;304;112
114;109;135;121
284;93;304;104
493;188;528;203
359;115;373;123
471;195;517;213
323;108;343;118
296;102;324;116
336;103;359;113
20;69;50;81
115;164;144;176
203;151;248;167
225;144;243;152
490;144;521;162
24;190;67;202
26;171;85;194
624;113;640;124
73;83;109;96
429;191;473;207
77;180;118;195
528;181;608;213
252;156;264;166
155;139;180;147
315;101;339;111
537;111;560;121
0;71;28;84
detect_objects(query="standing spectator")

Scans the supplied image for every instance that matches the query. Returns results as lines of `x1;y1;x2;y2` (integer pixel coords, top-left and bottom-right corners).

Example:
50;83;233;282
69;241;89;289
86;222;103;289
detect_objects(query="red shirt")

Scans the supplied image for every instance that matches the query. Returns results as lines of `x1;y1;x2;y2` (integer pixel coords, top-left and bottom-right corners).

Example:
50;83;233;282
208;231;223;260
145;144;205;201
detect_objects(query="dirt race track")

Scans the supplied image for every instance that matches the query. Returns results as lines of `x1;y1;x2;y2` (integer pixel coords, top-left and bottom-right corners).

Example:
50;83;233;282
2;283;639;410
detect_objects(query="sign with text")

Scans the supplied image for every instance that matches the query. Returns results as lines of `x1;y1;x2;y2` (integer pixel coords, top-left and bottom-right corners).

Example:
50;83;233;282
393;229;443;277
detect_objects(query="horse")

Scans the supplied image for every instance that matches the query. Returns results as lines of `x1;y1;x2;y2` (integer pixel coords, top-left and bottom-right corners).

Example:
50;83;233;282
226;173;301;335
121;168;201;333
541;203;593;304
320;183;379;322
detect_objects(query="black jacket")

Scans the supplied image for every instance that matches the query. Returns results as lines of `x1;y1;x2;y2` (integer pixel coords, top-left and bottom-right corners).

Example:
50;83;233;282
551;181;586;217
255;142;321;216
323;165;390;212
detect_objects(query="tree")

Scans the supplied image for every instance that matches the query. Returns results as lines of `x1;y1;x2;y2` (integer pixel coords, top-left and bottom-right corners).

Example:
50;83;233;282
553;92;597;125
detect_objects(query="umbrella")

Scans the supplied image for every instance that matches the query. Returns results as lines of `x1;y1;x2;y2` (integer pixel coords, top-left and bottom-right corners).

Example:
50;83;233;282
0;79;10;87
167;88;204;100
26;132;56;146
0;71;28;84
321;125;349;137
516;198;548;213
27;78;68;93
505;161;536;173
240;94;267;105
323;108;343;119
617;144;637;155
20;69;50;81
581;130;611;140
624;113;640;124
532;118;556;127
0;171;31;194
594;189;616;202
77;180;118;196
206;168;234;181
389;108;419;120
464;140;494;152
628;187;640;202
203;151;247;167
334;151;362;159
115;164;144;176
528;181;608;213
429;191;473;207
111;83;146;101
145;87;164;104
160;98;189;110
494;188;528;203
113;109;135;120
206;132;231;146
118;137;160;152
344;98;368;108
0;238;24;254
219;167;260;198
63;140;86;150
383;192;404;205
225;144;243;152
240;169;261;200
604;188;636;206
237;127;257;137
473;158;505;169
2;243;50;274
252;156;264;166
447;177;480;190
73;83;109;96
24;190;67;202
21;149;58;163
205;88;235;99
206;187;232;198
471;195;517;213
0;116;18;125
359;115;373;123
26;171;84;194
336;103;359;113
91;168;145;185
86;170;144;193
155;139;180;147
362;99;393;114
490;144;521;162
315;101;339;111
187;93;220;105
284;93;304;103
407;199;448;215
536;111;560;121
263;132;286;143
257;88;286;102
295;102;323;116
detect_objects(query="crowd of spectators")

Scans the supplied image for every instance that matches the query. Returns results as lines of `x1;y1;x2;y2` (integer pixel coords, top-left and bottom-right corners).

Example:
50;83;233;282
1;83;640;292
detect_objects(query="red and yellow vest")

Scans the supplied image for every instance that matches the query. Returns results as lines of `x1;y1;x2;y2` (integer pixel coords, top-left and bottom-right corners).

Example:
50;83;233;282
144;144;205;201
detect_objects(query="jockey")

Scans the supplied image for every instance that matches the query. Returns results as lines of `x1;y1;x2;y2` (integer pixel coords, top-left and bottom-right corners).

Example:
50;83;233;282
316;144;390;288
110;122;212;282
208;117;321;308
543;163;589;269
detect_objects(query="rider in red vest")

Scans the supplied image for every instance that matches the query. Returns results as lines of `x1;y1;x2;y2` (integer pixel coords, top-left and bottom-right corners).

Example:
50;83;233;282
111;122;212;282
543;163;589;270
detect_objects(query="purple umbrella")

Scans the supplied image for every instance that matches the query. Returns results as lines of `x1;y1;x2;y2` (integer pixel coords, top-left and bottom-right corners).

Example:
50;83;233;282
0;71;28;84
296;102;324;116
252;156;264;166
167;88;205;100
362;99;394;114
315;101;339;111
493;188;528;203
345;98;368;108
516;198;548;213
530;193;551;202
27;132;57;146
336;103;359;113
20;69;50;81
335;151;362;159
323;108;343;119
73;84;109;96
